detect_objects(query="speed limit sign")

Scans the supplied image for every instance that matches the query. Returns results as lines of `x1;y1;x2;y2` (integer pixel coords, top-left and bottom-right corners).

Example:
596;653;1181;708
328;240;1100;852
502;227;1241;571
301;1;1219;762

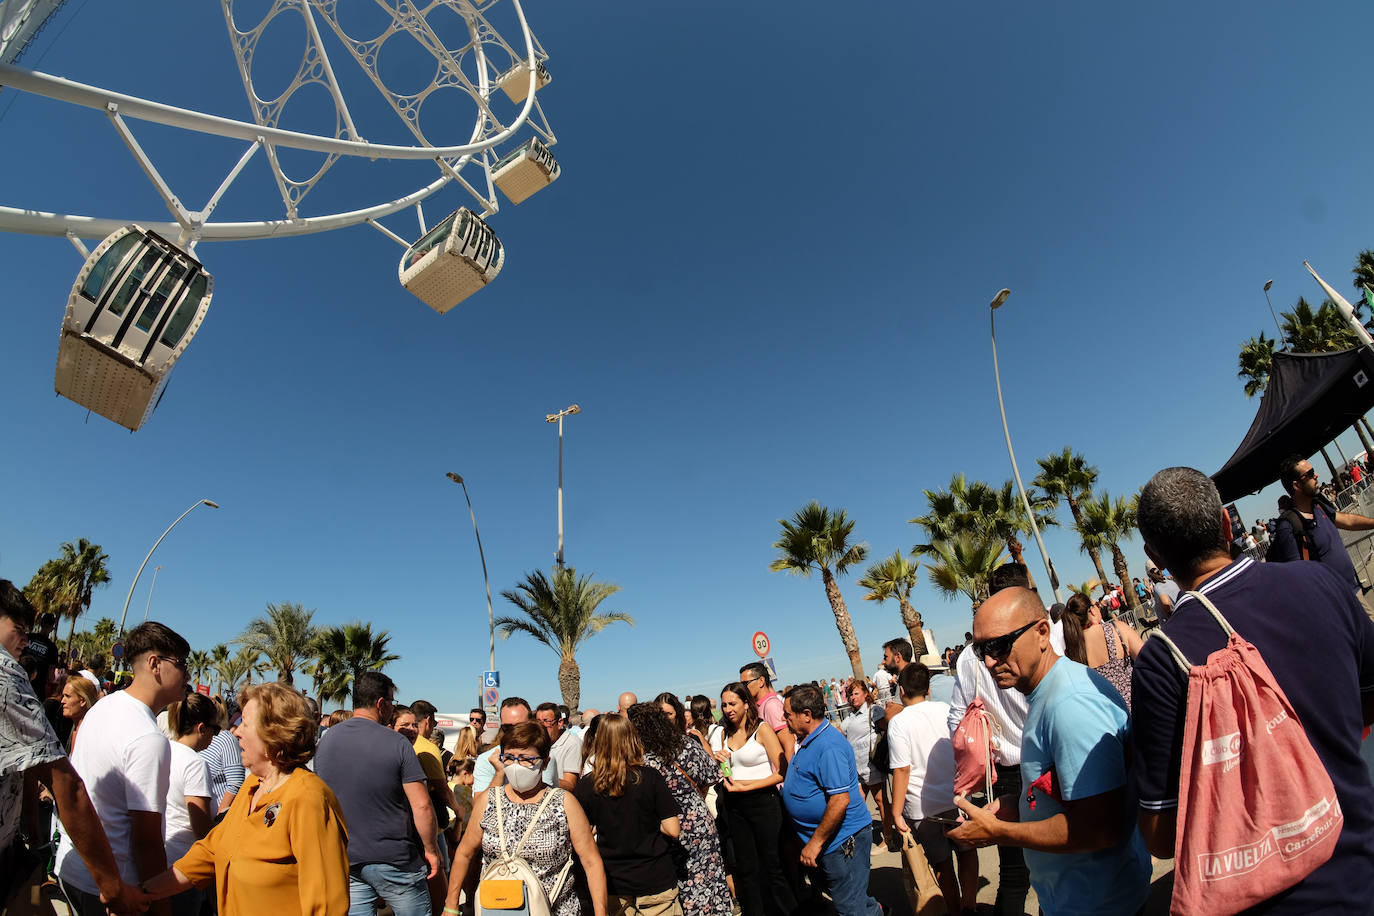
752;631;770;658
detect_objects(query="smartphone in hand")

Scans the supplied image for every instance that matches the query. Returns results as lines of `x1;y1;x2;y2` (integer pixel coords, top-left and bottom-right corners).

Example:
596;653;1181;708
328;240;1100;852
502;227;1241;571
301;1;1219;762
924;808;965;828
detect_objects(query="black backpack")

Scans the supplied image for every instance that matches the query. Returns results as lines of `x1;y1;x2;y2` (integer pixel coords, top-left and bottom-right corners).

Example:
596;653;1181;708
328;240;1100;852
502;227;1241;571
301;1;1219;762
1265;495;1337;562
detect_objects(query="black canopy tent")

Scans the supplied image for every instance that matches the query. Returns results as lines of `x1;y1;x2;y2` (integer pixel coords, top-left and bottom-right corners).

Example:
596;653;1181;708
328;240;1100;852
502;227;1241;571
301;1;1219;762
1213;347;1374;502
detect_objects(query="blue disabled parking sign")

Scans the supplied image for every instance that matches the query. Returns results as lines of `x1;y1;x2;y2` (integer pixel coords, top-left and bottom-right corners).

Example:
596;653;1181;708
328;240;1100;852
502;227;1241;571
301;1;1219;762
484;671;499;689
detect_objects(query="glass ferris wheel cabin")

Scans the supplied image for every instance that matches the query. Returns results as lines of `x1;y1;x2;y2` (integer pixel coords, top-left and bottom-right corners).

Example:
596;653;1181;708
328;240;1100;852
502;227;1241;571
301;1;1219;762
399;207;504;313
55;226;213;431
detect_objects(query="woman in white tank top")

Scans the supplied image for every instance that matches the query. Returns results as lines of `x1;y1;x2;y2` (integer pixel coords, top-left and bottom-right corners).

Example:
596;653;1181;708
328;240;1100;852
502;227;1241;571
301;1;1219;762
712;683;796;916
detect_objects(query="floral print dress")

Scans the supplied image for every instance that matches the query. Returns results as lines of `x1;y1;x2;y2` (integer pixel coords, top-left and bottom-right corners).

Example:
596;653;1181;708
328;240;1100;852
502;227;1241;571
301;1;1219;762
479;787;579;916
645;741;732;916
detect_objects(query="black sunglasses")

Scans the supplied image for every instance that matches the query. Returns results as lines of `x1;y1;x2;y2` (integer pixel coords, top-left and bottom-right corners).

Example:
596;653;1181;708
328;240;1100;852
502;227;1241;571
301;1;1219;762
971;620;1041;661
1300;468;1318;481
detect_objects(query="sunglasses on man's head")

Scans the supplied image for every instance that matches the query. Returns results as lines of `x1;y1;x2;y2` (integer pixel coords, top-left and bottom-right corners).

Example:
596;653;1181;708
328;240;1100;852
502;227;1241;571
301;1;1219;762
971;620;1041;661
1301;468;1318;481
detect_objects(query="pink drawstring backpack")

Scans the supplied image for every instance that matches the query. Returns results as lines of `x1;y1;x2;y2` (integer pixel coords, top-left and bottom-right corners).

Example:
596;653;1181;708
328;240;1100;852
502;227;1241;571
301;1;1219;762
1152;591;1343;916
951;679;999;798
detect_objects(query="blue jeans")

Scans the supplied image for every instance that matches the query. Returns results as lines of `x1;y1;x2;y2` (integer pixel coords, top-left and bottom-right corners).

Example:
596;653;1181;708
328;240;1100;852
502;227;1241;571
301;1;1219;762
817;825;882;916
348;862;431;916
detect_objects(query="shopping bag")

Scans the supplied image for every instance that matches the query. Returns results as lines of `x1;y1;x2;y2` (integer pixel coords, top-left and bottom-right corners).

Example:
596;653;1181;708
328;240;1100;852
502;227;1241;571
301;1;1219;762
899;833;948;916
1153;592;1343;916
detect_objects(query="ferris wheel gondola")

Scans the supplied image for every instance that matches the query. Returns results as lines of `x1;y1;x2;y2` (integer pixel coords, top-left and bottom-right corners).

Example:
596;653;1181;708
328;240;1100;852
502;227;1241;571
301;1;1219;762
492;138;560;205
54;226;213;431
498;60;552;103
399;208;504;314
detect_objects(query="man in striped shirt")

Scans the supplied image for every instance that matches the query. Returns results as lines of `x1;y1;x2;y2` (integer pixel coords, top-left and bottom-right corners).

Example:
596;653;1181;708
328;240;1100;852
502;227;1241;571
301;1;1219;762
198;713;243;816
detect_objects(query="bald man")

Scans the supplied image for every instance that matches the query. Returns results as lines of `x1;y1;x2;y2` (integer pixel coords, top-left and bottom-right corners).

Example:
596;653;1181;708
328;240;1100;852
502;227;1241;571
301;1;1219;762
617;692;637;714
947;588;1149;916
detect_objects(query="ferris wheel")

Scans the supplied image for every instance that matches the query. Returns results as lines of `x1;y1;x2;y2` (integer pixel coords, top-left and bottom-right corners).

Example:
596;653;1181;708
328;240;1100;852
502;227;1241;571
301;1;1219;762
0;0;560;430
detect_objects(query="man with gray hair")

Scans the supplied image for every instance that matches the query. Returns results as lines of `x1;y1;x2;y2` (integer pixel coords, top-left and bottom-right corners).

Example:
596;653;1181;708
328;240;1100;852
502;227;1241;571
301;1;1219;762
780;683;881;916
1132;466;1374;913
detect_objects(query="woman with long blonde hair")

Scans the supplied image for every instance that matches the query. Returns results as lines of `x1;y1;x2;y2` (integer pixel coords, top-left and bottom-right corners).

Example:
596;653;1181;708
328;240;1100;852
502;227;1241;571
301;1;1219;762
451;724;480;760
574;714;683;915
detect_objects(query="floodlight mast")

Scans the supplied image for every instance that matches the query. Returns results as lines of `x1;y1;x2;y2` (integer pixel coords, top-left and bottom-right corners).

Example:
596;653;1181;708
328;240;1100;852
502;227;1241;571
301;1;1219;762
545;404;580;568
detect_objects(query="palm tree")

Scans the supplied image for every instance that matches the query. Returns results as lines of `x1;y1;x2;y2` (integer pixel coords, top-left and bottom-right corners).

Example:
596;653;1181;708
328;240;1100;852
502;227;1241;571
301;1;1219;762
911;475;1055;591
770;502;869;681
308;623;400;705
976;480;1059;592
1282;297;1361;353
26;540;112;652
238;602;318;685
215;646;265;698
909;474;978;553
1033;448;1109;593
924;532;1006;610
496;567;632;710
857;551;926;658
1076;492;1140;612
1237;332;1276;397
91;616;116;647
187;649;211;686
209;644;231;695
1068;580;1101;598
1353;249;1374;298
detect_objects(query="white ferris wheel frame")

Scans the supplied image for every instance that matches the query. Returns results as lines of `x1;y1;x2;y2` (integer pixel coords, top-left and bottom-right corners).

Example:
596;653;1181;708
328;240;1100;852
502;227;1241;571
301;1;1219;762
0;0;553;257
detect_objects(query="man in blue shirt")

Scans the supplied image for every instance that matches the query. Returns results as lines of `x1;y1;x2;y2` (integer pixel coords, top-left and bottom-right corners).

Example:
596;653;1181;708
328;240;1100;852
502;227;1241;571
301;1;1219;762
1134;466;1374;913
781;683;880;916
947;587;1150;916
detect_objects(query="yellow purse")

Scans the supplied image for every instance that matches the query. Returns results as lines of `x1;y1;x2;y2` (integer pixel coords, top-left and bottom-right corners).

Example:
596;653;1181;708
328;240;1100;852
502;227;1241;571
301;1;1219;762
478;878;527;910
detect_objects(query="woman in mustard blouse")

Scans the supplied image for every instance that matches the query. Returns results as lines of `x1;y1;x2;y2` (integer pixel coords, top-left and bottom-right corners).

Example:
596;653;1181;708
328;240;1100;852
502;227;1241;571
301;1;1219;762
141;683;350;915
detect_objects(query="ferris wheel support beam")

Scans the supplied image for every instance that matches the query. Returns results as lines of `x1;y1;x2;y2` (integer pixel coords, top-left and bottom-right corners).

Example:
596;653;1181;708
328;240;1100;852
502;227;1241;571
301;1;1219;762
197;138;263;228
0;25;538;161
436;156;494;216
0;164;457;241
106;105;194;232
64;230;88;259
365;217;410;249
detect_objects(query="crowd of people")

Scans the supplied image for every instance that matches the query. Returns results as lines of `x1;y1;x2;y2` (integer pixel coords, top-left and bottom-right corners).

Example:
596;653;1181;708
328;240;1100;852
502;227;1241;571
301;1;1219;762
3;459;1373;916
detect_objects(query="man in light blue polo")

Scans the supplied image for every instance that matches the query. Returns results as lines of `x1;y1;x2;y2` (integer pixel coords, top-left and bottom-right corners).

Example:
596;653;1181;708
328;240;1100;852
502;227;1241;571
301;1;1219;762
948;587;1149;916
781;683;881;916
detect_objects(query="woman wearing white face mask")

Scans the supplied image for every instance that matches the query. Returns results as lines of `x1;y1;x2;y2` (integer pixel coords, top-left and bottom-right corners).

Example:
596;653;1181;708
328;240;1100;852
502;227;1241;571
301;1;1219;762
443;721;607;916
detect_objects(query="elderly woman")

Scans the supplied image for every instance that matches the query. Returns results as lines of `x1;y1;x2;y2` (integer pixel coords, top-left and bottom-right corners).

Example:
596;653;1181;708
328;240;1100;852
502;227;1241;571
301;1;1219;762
58;673;100;751
445;721;606;916
140;683;350;915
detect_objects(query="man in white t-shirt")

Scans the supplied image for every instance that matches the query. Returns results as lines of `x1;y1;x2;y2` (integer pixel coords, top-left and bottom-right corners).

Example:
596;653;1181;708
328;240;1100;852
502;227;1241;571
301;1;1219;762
536;701;582;789
888;662;977;915
56;621;190;916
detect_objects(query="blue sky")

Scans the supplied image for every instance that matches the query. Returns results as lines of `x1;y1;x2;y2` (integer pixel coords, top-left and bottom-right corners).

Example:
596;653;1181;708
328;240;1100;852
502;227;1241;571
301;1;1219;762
2;1;1373;713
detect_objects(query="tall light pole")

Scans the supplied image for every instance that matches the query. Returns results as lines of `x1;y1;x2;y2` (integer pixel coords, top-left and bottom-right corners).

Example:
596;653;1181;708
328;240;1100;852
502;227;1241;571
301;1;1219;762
545;403;580;568
446;472;496;674
118;499;219;638
989;289;1062;603
1263;280;1283;337
141;565;162;623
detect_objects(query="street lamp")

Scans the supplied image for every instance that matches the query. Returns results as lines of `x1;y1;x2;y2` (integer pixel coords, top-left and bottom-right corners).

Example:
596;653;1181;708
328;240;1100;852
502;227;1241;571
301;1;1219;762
141;565;162;623
118;499;219;638
545;403;581;568
989;289;1062;603
446;472;496;674
1263;280;1283;337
